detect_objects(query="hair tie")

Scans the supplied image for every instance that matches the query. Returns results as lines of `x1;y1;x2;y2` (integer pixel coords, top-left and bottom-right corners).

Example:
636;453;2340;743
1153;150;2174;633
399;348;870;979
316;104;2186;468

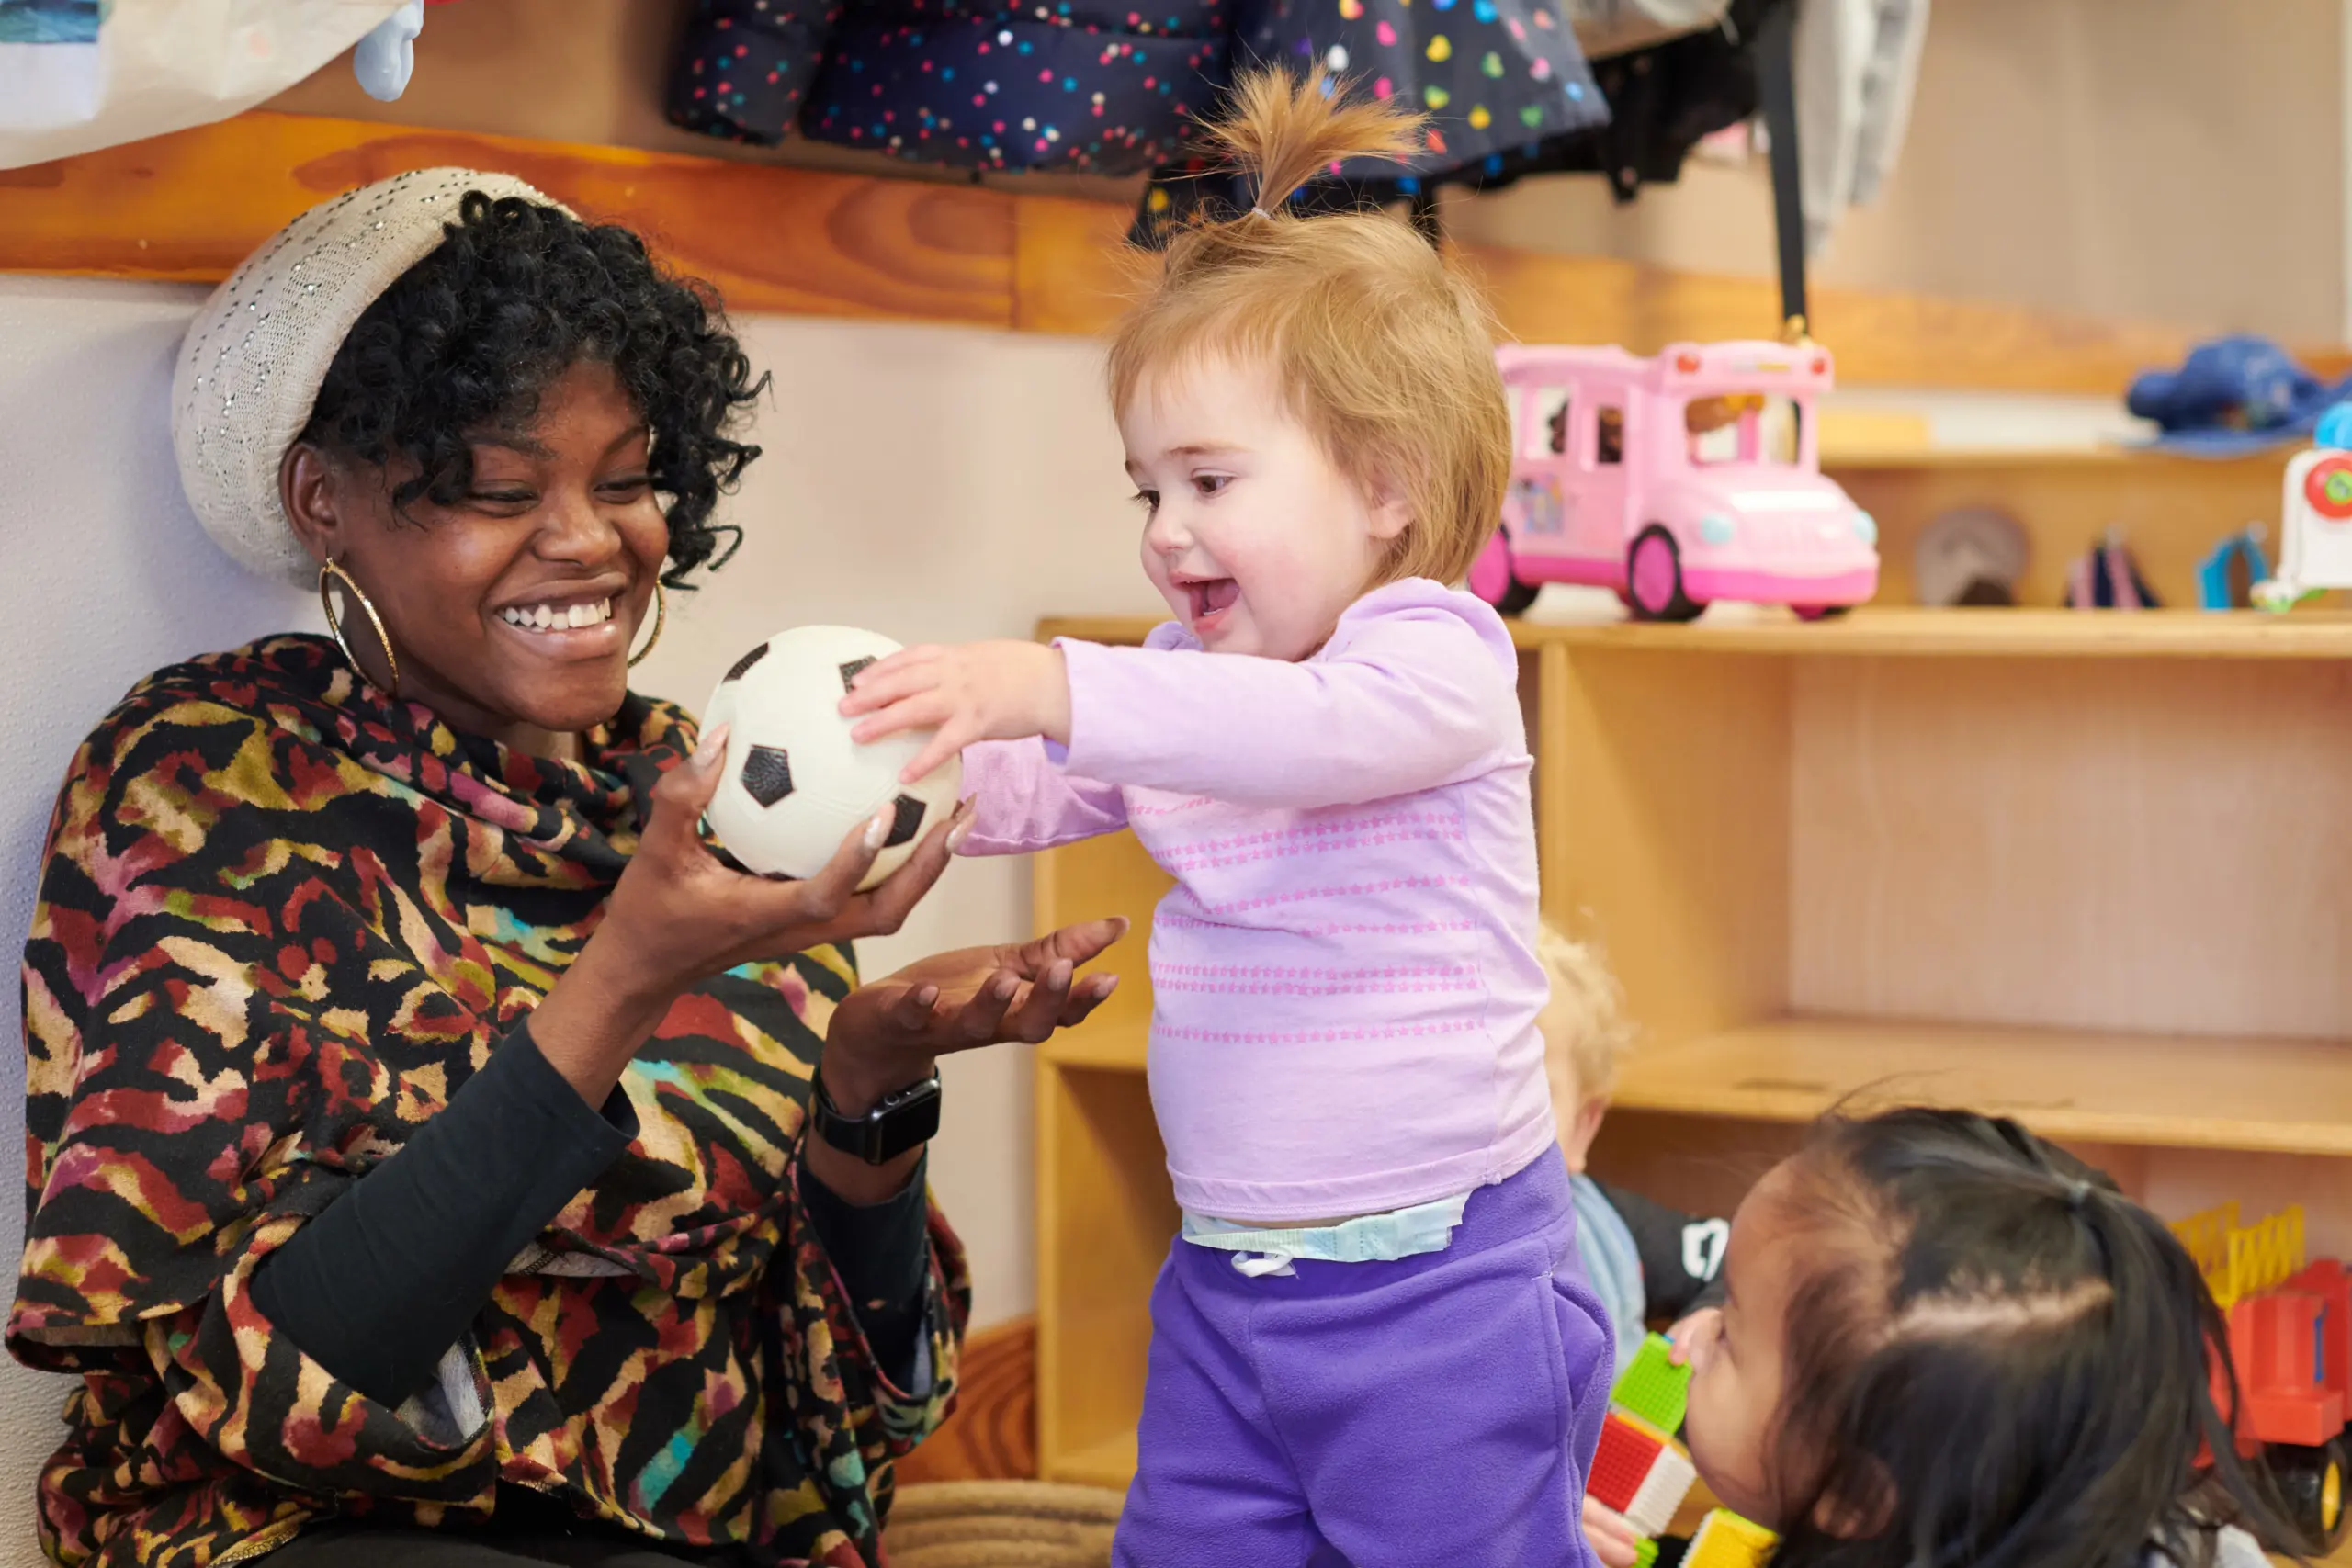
2064;1179;2093;1210
1249;206;1274;218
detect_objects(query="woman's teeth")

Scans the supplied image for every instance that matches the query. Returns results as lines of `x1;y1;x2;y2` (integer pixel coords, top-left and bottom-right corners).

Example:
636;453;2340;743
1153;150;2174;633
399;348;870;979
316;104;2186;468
500;598;615;632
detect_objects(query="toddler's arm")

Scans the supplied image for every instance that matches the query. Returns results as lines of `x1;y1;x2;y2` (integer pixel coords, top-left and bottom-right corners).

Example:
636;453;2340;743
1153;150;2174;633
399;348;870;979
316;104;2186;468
1057;585;1520;809
956;737;1129;855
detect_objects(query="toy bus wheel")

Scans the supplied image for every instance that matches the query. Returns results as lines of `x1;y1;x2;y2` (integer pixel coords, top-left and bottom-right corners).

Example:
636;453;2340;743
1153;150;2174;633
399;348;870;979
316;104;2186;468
1792;604;1850;623
1625;526;1704;623
1469;534;1539;616
2267;1438;2350;1553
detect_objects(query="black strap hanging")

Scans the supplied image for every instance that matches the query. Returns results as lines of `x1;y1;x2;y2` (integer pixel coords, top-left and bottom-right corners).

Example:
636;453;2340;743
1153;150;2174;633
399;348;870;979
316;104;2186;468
1754;0;1807;339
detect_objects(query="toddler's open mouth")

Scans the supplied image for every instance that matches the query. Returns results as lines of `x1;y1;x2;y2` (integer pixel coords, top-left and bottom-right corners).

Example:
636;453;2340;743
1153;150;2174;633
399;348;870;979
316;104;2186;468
1186;578;1239;623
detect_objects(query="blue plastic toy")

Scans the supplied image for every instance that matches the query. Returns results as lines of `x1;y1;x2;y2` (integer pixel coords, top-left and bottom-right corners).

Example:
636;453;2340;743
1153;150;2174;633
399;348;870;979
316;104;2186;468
2197;527;2271;610
2128;335;2350;457
354;1;424;102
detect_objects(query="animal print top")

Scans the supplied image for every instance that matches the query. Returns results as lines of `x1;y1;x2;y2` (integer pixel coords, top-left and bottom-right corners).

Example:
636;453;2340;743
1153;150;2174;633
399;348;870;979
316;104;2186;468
9;635;967;1568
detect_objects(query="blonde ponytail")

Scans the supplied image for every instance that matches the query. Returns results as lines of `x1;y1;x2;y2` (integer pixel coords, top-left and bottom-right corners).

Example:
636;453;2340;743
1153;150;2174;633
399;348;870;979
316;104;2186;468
1108;67;1509;592
1196;69;1426;219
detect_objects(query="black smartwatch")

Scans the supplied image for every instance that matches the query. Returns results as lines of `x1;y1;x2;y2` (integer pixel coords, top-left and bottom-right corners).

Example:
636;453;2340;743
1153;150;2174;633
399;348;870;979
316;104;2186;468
811;1068;942;1165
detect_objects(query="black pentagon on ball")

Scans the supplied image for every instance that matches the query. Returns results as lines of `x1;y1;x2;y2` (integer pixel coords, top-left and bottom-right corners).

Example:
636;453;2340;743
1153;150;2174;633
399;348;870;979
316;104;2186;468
838;656;876;692
722;642;770;683
884;794;926;847
740;745;795;807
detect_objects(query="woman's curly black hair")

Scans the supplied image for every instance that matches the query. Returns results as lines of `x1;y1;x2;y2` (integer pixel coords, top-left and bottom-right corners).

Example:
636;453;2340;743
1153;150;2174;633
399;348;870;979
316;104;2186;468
298;190;767;587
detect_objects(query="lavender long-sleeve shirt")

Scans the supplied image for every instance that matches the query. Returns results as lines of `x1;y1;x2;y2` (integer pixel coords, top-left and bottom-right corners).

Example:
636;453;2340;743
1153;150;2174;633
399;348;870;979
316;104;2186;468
962;578;1555;1222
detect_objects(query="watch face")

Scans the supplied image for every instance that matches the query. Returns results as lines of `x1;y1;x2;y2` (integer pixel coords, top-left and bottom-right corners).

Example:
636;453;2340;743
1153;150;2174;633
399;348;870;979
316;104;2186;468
820;1074;942;1165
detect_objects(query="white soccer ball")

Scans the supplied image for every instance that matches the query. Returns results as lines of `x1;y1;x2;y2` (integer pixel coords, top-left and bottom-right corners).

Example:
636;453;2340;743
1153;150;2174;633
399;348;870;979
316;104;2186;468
701;626;964;892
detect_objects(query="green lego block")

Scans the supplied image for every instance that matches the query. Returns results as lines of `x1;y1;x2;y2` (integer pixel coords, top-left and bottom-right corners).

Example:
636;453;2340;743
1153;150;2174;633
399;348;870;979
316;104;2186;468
1611;1332;1690;1433
1634;1538;1660;1568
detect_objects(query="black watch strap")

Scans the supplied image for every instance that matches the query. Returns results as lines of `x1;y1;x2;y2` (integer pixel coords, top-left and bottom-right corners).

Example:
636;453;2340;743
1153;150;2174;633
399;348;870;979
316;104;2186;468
811;1069;942;1166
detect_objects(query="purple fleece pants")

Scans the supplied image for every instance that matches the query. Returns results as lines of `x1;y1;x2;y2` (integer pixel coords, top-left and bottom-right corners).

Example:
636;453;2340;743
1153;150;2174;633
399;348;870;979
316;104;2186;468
1112;1152;1613;1568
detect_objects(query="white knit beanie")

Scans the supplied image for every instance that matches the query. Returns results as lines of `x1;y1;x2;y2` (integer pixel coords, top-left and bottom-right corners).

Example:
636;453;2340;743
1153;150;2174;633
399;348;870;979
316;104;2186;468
170;167;574;588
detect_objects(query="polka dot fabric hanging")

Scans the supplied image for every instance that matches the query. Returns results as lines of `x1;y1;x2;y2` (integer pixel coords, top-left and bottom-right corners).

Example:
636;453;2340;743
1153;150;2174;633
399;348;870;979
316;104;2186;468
1129;0;1604;239
1135;0;1785;243
668;0;1228;175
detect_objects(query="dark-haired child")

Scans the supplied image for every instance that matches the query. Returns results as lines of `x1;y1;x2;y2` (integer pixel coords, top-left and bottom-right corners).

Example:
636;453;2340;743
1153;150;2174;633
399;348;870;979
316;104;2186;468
1668;1108;2287;1568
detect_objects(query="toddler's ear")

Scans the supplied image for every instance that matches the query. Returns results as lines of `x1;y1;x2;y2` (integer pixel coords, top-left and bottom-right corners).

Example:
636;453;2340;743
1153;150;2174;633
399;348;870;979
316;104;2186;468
1364;473;1413;545
1561;1094;1609;1173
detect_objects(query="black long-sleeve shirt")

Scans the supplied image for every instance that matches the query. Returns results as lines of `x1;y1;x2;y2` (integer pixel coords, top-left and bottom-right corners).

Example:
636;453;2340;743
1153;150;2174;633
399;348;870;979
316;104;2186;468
251;1022;931;1408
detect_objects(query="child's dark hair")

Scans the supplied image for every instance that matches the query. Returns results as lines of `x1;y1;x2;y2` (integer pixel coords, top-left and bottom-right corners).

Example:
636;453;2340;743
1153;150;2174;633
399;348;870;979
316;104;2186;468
1767;1108;2295;1568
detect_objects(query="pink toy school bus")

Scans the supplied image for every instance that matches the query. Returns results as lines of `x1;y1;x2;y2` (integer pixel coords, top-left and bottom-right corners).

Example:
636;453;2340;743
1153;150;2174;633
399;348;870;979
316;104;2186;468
1471;341;1880;621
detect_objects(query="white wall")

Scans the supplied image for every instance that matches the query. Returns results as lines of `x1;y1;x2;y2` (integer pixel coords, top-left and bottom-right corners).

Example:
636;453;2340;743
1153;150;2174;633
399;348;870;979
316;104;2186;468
1450;0;2348;344
0;276;1150;1564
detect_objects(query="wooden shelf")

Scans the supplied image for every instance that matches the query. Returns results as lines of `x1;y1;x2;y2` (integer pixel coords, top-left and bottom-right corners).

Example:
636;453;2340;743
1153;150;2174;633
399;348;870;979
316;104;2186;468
1040;608;2352;660
1042;1010;2352;1157
1037;1023;1148;1074
1046;1431;1140;1492
1615;1016;2352;1157
12;111;2348;395
1820;445;2290;472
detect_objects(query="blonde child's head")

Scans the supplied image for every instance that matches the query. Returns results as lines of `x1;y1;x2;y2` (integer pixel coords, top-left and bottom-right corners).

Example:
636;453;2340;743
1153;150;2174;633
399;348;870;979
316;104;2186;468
1533;921;1632;1171
1106;70;1510;663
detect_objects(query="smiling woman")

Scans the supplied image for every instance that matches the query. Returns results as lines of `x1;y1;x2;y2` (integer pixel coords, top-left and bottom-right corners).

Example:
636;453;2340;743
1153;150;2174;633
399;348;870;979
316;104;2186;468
9;169;1123;1568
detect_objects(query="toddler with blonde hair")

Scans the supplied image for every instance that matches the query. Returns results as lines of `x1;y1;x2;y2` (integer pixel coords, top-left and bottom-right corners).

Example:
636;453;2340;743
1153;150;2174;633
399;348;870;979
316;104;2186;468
845;68;1611;1568
1536;923;1734;1567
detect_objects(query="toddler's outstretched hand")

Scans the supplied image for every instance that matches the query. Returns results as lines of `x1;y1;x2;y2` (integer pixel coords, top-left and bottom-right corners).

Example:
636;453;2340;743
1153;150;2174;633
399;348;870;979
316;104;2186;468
842;639;1072;784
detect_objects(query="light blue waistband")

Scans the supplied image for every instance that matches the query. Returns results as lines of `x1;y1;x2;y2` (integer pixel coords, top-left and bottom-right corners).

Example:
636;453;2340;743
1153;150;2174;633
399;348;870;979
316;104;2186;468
1180;1190;1473;1267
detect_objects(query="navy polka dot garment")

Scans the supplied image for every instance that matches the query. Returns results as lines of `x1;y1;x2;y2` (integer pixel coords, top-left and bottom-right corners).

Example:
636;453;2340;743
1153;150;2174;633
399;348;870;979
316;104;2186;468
670;0;1225;173
666;0;1606;192
1133;0;1770;243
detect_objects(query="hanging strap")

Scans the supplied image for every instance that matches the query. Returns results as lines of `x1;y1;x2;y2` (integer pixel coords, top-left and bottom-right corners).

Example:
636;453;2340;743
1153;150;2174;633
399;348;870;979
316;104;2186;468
1755;1;1808;338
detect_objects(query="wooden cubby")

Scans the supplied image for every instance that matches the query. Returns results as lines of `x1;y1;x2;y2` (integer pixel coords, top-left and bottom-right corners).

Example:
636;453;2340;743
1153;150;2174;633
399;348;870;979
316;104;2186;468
1030;605;2352;1488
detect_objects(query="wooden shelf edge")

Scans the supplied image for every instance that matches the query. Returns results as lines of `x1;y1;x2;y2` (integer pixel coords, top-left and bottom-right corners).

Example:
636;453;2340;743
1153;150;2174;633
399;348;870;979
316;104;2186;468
1036;1023;1149;1074
1613;1015;2352;1159
1040;1431;1138;1492
1821;445;2291;472
1042;608;2352;660
7;111;2343;395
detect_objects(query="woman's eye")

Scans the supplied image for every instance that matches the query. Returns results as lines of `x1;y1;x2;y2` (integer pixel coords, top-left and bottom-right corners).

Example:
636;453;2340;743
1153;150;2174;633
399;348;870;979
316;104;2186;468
1193;474;1230;497
598;475;653;500
469;490;535;508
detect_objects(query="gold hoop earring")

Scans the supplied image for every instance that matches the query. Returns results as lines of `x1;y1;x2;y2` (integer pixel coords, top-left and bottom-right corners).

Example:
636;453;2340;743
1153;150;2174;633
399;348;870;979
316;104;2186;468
320;558;401;699
628;580;667;669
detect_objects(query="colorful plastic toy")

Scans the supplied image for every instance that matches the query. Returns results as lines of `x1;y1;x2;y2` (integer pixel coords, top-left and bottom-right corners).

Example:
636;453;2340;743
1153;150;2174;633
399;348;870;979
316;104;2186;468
1682;1508;1780;1568
2170;1201;2350;1550
2255;402;2352;610
1476;342;1880;623
1589;1332;1778;1564
1614;1332;1691;1434
1592;1408;1699;1538
2198;526;2270;610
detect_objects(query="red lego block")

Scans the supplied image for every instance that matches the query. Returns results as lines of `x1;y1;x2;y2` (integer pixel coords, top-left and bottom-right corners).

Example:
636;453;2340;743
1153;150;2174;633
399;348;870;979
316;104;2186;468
1590;1411;1668;1516
2233;1290;2346;1449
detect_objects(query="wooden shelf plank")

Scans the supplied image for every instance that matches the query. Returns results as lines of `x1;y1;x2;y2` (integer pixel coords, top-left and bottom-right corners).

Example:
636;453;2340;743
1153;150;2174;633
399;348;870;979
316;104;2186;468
1043;1430;1138;1492
1821;445;2288;471
1041;608;2352;660
11;111;2343;395
1037;1023;1149;1074
0;111;1016;326
1614;1015;2352;1157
